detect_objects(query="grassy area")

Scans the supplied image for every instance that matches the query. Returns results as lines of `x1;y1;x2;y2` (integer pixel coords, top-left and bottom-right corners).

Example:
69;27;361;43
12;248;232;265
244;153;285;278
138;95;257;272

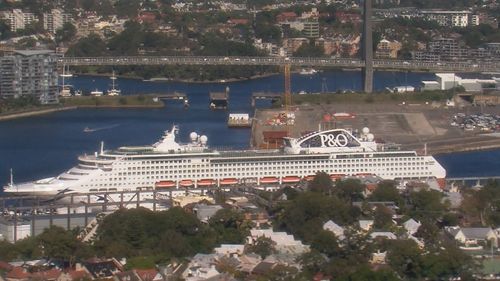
60;95;164;108
290;90;455;106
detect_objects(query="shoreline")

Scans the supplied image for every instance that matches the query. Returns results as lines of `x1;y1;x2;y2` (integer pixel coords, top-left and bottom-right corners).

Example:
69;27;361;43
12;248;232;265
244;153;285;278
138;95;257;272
0;106;77;121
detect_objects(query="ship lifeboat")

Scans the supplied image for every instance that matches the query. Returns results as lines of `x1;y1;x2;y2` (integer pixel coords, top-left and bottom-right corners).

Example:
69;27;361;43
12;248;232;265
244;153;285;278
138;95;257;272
282;176;301;184
155;180;176;189
179;179;194;187
330;174;345;180
220;178;238;185
197;179;216;186
260;177;279;184
304;175;316;181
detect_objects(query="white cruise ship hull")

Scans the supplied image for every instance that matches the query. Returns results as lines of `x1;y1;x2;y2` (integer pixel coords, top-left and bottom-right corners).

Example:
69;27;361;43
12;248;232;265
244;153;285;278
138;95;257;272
3;127;446;196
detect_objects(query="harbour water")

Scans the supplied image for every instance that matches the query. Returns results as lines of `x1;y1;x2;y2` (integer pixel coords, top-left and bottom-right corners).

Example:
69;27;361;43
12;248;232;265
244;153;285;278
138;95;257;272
0;70;499;191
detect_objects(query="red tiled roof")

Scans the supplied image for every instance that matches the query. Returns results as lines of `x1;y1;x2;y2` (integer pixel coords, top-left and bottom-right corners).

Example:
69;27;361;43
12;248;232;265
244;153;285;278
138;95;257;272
135;268;159;281
0;261;13;271
31;268;61;280
6;267;30;280
67;269;91;280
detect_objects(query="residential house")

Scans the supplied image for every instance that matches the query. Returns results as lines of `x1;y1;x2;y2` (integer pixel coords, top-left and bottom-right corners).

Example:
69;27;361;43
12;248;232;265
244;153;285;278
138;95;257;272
182;253;222;280
114;271;141;281
403;219;421;236
359;220;374;232
446;227;498;247
214;244;245;256
56;269;92;281
236;254;261;274
83;258;123;280
376;39;402;59
5;267;30;281
31;268;61;281
323;220;345;240
134;269;163;281
370;232;397;240
193;204;223;222
248;229;309;255
370;251;387;264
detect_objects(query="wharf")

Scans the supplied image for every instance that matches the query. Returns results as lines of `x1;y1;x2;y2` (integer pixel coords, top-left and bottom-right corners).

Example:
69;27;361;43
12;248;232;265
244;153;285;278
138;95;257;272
228;113;252;128
209;88;229;110
251;92;282;107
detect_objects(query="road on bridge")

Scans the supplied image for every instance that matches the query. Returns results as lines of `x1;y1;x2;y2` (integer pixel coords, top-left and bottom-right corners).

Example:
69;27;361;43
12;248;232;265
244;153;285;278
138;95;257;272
59;56;500;73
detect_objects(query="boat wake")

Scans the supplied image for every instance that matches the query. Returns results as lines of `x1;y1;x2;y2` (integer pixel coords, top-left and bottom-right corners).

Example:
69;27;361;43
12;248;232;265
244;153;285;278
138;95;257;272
83;124;120;133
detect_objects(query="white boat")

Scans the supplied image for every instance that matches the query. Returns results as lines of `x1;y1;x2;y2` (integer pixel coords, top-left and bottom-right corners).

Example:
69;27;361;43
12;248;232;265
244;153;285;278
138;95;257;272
3;126;446;196
299;68;317;75
107;71;121;96
90;89;103;96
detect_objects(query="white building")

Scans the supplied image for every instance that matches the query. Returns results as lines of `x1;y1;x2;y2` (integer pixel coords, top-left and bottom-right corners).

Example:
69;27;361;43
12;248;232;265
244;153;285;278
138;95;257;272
323;220;345;240
249;229;309;255
403;218;421;235
2;9;36;32
0;218;31;243
419;10;471;27
43;9;73;34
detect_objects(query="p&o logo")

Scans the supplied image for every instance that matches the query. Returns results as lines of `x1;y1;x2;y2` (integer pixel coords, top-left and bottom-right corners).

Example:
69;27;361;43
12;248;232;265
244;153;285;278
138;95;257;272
320;133;349;147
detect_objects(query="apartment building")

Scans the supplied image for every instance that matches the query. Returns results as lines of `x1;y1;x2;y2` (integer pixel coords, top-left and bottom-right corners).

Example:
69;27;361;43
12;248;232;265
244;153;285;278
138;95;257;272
419;10;471;27
43;9;73;34
2;9;36;32
0;50;59;104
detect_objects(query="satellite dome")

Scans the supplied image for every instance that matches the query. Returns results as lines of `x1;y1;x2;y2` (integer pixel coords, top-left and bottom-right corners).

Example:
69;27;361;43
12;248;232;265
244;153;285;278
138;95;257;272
367;133;374;141
200;135;208;144
362;127;370;135
190;132;198;141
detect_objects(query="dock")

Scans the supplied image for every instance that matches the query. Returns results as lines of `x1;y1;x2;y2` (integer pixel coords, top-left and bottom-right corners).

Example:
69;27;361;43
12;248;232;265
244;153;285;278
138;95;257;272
251;92;282;107
228;113;252;128
209;89;229;110
156;92;189;107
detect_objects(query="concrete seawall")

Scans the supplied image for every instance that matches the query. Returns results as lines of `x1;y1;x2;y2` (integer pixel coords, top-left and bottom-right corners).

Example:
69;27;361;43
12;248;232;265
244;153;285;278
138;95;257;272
0;106;77;121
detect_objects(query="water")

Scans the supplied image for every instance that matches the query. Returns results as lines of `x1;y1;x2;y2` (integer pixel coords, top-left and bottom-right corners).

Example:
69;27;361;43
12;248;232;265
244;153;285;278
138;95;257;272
0;70;498;190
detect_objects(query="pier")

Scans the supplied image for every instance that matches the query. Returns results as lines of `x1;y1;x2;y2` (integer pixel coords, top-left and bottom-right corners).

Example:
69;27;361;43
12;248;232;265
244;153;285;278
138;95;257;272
156;92;189;106
251;92;282;107
209;87;229;109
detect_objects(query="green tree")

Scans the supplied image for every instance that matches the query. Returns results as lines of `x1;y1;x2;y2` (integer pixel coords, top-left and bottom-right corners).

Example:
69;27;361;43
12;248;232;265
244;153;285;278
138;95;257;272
308;171;333;193
373;205;394;229
66;34;108;57
409;190;445;220
246;236;276;259
56;22;77;43
293;42;325;57
209;209;250;244
37;226;87;266
310;230;341;257
387;239;423;280
369;181;403;205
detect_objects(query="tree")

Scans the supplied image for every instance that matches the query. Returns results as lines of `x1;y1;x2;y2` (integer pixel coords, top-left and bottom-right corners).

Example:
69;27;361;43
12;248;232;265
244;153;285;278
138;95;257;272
293;42;325;57
114;0;141;18
209;209;250;244
310;230;341;258
0;19;12;40
373;205;394;229
55;22;77;43
308;171;333;193
336;265;400;281
66;34;108;57
333;179;365;204
298;250;328;276
37;226;84;265
246;236;276;259
387;239;423;280
409;190;446;220
369;181;403;205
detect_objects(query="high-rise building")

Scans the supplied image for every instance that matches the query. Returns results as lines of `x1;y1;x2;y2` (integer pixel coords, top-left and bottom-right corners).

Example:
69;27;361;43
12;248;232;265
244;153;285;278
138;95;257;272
43;9;73;34
302;19;319;38
0;50;59;104
2;9;36;32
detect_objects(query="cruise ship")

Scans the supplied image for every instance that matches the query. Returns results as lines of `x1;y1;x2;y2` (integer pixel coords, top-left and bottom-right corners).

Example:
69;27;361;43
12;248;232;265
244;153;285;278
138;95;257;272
3;126;446;196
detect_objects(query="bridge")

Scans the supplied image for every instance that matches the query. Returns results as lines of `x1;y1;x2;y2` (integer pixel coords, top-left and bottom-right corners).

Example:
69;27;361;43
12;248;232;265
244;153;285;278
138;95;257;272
58;56;500;73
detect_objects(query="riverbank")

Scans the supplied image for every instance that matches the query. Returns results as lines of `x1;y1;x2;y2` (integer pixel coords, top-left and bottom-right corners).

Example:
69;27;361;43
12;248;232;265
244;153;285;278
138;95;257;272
0;106;77;121
60;95;164;108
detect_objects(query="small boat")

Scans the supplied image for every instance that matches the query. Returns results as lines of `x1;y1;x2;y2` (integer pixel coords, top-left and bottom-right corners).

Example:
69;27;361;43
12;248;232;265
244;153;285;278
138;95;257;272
83;127;94;133
282;176;301;184
90;89;103;96
197;179;216;186
260;177;279;184
155;180;176;188
107;71;121;96
299;68;317;75
179;179;194;187
220;178;238;185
